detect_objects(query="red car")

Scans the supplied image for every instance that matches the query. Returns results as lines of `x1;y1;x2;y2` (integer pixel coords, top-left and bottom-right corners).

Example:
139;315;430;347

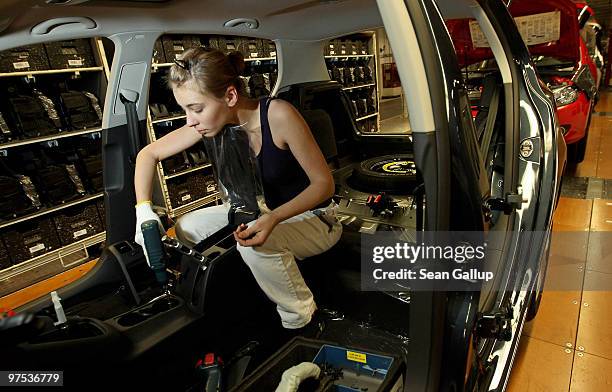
447;0;596;164
509;0;597;163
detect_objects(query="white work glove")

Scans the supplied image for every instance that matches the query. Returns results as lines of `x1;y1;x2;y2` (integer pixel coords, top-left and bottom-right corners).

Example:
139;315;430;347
134;201;163;267
275;362;321;392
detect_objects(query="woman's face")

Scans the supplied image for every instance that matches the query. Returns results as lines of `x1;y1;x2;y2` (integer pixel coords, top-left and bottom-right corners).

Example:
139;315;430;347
173;80;234;138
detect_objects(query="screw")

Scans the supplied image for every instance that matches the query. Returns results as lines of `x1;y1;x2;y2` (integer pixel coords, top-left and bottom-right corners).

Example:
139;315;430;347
572;300;578;305
565;349;572;354
577;352;584;357
578;346;584;351
584;303;589;307
566;343;573;348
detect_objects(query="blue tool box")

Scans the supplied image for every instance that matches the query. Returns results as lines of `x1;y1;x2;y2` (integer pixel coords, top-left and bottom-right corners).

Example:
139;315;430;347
232;337;404;391
312;343;396;391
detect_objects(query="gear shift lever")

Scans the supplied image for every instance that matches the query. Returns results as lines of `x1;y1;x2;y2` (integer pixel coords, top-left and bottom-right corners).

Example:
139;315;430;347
141;219;211;295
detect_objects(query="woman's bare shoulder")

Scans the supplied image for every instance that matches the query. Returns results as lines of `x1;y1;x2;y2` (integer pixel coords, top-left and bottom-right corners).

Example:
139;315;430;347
267;98;305;132
268;98;300;120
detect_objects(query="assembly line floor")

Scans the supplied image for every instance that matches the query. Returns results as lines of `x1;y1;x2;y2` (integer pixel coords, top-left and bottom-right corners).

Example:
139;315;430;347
507;88;612;392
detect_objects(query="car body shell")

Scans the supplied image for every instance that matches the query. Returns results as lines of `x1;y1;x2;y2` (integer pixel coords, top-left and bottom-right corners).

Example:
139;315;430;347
0;1;565;391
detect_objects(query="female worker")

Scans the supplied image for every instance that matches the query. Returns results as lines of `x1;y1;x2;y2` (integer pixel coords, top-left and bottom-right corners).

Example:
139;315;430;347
134;47;342;332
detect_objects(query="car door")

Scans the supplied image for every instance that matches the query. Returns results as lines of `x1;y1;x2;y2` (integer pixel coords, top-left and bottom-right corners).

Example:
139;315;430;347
380;0;562;390
377;0;482;390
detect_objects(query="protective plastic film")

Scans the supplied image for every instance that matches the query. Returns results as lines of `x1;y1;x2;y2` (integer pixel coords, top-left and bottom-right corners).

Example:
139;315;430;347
202;124;265;220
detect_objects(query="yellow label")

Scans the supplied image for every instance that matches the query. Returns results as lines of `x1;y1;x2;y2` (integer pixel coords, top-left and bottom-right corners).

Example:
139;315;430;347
346;351;367;364
382;161;409;174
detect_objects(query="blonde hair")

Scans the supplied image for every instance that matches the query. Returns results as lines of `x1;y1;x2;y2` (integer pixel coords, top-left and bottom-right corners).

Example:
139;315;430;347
168;47;246;98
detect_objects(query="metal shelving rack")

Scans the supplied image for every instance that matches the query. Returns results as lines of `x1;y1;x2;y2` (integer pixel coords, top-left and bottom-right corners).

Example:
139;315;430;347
0;193;103;230
164;163;212;180
0;66;104;79
0;231;106;282
342;83;375;91
355;112;379;122
145;110;219;219
325;32;380;133
150;114;186;124
171;193;219;218
0;38;110;285
324;54;374;59
0;127;102;150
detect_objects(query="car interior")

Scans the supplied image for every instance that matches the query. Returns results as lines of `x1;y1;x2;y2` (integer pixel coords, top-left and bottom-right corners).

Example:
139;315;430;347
4;59;420;392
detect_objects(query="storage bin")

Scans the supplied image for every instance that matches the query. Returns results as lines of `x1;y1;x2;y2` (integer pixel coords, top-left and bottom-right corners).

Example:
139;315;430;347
162;35;202;61
153;39;167;64
96;200;105;229
0;44;50;72
44;39;95;69
233;337;403;392
167;176;202;208
0;238;11;270
3;218;61;263
53;203;104;246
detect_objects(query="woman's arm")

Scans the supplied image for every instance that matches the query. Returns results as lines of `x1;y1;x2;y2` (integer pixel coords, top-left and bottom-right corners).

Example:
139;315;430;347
235;99;334;246
266;99;335;221
134;124;202;203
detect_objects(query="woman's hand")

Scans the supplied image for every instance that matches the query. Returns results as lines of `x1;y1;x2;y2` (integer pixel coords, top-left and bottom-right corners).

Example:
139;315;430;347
234;213;280;247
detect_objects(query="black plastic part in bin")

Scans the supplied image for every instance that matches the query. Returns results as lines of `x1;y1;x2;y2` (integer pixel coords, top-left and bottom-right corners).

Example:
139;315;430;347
0;239;11;270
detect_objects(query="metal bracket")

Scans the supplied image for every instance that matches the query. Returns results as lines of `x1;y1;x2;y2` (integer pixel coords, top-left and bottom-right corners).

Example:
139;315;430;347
85;131;101;140
59;243;89;268
476;306;513;341
485;192;526;215
40;139;59;148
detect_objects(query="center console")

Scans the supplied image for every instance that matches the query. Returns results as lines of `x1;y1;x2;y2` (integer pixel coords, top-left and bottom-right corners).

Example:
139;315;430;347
0;226;241;378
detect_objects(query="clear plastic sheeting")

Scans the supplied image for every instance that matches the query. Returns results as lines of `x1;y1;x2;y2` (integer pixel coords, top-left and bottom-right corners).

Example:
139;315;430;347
319;316;410;359
202;123;266;223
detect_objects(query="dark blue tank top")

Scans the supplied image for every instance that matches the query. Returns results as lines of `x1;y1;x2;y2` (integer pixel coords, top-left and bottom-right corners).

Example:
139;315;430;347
257;98;329;210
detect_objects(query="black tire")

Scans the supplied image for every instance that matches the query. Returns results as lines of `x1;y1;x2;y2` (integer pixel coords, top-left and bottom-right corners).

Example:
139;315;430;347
526;276;544;321
568;113;591;164
569;134;588;164
526;235;551;321
349;154;418;194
